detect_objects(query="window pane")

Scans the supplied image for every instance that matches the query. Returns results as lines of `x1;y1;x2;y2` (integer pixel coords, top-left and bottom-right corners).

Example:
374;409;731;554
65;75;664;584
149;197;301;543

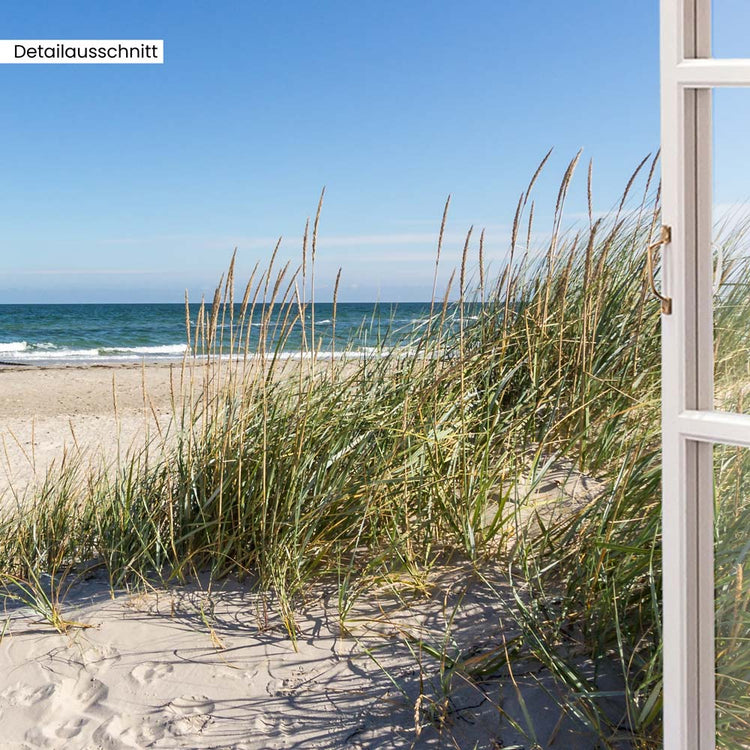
712;0;750;58
713;89;750;414
714;443;750;746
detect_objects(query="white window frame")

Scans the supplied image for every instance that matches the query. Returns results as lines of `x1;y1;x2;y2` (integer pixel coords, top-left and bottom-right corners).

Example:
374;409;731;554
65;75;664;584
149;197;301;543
660;2;750;748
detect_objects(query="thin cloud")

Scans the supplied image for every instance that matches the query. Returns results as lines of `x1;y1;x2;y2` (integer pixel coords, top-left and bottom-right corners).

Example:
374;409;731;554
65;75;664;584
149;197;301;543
99;231;490;249
389;220;511;231
7;269;174;276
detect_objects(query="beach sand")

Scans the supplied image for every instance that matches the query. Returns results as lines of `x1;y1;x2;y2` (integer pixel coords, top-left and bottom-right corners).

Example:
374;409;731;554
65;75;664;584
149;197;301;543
0;566;614;749
0;363;614;749
0;363;177;498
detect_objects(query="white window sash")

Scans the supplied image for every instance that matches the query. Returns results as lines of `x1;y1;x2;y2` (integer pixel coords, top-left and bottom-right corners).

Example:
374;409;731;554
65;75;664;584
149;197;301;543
660;1;750;748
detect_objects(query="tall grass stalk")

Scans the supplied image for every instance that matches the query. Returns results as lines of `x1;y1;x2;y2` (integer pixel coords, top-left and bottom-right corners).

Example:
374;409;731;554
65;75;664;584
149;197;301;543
1;154;749;746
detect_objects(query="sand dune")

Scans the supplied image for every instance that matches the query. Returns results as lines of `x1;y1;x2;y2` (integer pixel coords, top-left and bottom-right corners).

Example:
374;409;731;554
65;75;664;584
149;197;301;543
0;364;616;748
0;567;611;749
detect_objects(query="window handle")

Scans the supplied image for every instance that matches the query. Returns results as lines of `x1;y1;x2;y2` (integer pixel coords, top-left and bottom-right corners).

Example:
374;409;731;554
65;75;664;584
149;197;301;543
647;225;672;315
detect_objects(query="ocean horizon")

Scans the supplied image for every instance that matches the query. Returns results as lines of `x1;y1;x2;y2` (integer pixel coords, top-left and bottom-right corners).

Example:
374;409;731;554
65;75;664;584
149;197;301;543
0;302;448;364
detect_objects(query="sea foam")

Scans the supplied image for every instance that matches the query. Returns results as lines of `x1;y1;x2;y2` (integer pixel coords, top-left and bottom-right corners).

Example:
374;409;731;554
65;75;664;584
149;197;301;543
0;341;28;353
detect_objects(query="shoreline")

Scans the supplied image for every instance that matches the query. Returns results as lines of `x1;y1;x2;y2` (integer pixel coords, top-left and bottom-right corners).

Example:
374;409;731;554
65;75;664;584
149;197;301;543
0;347;412;370
0;358;182;372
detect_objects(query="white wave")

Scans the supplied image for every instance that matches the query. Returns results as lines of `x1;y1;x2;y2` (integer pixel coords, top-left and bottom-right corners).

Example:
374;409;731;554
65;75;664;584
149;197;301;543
256;351;376;361
6;347;103;360
251;320;333;327
0;342;187;362
0;341;419;365
99;344;187;355
263;346;419;361
0;341;28;353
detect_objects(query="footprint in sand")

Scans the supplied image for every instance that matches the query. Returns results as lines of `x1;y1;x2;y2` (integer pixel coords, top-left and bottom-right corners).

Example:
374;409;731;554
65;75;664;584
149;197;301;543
92;714;165;748
24;717;88;749
0;682;56;707
24;727;53;748
167;695;215;715
222;666;260;682
79;643;122;674
253;713;295;738
54;716;87;739
266;668;308;698
130;660;174;685
55;675;108;713
165;695;215;737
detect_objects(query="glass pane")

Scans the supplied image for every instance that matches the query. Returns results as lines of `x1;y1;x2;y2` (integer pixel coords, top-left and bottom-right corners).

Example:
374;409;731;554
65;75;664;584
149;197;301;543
714;443;750;746
713;89;750;413
712;0;750;58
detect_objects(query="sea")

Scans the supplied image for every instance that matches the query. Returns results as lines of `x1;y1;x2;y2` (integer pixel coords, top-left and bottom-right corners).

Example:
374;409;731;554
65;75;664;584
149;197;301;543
0;303;440;365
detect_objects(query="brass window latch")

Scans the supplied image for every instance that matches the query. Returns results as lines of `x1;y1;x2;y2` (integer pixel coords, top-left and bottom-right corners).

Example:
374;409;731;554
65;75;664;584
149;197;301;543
647;225;672;315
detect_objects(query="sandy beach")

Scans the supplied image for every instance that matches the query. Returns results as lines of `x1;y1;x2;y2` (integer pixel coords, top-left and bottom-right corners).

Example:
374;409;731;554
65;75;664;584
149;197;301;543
0;363;177;498
0;362;614;749
0;563;609;749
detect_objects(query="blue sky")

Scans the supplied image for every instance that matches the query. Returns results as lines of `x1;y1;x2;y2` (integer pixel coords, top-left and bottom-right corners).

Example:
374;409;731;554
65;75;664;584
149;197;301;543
0;1;747;302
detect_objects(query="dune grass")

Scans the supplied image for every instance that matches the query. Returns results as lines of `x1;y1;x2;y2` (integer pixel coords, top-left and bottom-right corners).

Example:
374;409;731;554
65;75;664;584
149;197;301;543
0;153;748;747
